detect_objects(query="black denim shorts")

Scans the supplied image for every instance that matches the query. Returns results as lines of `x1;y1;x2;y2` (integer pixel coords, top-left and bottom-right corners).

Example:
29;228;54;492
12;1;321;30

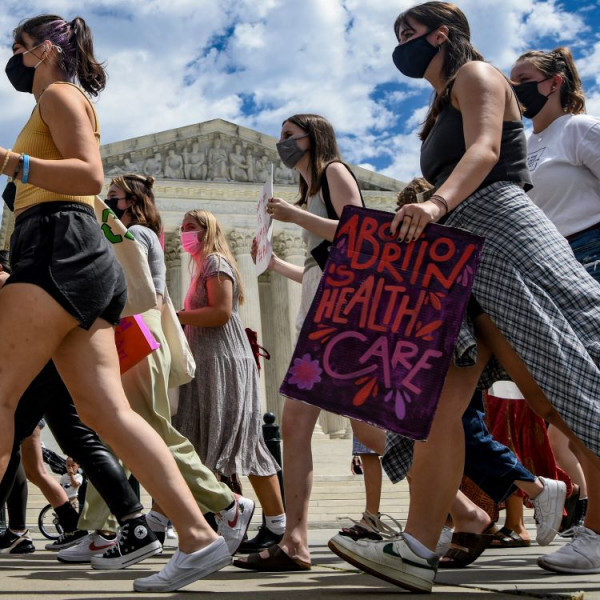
6;202;127;330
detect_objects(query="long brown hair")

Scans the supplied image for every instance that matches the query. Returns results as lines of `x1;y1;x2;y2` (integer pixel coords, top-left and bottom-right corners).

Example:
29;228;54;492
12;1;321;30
394;2;484;140
14;15;106;96
184;210;245;305
110;174;162;236
283;114;344;204
514;47;585;115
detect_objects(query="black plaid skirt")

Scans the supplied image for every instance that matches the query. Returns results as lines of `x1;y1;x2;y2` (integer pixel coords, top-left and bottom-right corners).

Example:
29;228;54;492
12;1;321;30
383;181;600;482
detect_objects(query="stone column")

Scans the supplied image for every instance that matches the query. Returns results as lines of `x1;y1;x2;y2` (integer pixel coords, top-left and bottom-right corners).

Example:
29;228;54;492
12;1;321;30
227;228;268;411
164;230;189;310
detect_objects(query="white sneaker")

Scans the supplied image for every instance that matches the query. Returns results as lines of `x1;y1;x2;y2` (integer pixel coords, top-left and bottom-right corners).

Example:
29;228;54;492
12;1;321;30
215;494;255;555
538;526;600;574
166;526;177;539
532;477;566;546
57;532;117;563
133;537;231;593
435;526;454;557
328;533;438;593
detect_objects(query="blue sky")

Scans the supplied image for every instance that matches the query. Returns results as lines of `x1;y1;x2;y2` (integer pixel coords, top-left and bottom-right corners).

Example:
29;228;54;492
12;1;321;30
0;0;599;187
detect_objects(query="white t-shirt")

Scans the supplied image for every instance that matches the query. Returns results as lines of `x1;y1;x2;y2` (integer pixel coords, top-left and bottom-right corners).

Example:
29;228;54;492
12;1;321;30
60;472;83;500
525;113;600;237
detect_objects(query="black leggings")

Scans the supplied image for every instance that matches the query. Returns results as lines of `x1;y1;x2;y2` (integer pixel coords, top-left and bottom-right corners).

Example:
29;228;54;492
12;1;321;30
0;362;142;523
6;460;27;531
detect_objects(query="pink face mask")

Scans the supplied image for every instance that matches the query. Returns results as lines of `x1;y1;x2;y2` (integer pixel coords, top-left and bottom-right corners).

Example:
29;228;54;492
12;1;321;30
180;230;202;255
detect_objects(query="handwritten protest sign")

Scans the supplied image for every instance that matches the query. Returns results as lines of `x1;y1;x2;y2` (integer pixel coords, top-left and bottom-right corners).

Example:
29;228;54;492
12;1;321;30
280;205;484;440
255;165;274;276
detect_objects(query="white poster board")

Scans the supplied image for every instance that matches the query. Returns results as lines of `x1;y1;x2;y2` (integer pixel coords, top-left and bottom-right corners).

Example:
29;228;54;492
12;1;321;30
255;164;274;276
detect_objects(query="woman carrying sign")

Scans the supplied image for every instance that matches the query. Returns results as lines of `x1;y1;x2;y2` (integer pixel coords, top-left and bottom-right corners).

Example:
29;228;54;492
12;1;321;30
233;114;380;571
327;2;600;593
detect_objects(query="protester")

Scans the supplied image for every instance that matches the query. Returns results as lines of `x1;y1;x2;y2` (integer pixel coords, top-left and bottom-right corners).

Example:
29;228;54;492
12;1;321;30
233;113;379;572
328;3;600;592
173;209;285;552
60;457;83;505
511;46;600;573
58;174;256;566
0;15;230;592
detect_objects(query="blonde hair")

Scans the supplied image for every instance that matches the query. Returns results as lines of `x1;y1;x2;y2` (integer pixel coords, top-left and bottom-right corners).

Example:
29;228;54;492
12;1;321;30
184;209;245;304
396;177;434;208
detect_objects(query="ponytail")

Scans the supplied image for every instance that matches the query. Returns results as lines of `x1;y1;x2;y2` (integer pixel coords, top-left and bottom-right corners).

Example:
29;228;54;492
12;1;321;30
70;17;106;96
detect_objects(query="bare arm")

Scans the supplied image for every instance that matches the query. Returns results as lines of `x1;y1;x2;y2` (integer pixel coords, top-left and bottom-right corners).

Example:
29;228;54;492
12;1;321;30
392;62;511;241
3;84;104;194
251;237;304;284
178;275;233;327
268;162;363;242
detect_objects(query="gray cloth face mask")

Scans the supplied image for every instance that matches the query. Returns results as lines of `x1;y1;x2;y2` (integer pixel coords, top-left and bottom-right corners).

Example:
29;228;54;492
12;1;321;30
276;134;309;168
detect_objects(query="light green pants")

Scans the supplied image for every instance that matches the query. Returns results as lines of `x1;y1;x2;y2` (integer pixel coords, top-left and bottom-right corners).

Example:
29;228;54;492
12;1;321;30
78;308;234;532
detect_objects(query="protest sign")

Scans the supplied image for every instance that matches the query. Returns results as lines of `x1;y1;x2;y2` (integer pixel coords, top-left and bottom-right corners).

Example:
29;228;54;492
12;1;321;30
115;314;161;374
280;205;484;440
255;165;274;276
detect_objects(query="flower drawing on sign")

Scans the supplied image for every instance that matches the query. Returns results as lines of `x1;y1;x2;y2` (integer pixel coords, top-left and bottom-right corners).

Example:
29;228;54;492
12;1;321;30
288;353;323;390
456;264;474;287
384;388;412;420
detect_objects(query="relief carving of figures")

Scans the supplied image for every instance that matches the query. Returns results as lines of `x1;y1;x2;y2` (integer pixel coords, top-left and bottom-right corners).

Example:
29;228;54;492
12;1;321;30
144;153;163;177
183;142;207;180
164;148;184;179
208;137;229;180
274;161;295;185
255;154;270;183
106;156;140;175
245;149;255;182
228;143;249;182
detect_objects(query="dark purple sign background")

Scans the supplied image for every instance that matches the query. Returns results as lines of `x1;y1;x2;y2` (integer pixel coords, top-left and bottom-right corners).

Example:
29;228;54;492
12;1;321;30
280;205;485;440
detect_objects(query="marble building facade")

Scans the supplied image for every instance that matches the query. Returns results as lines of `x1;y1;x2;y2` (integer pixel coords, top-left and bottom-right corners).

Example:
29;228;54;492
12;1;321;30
0;118;405;438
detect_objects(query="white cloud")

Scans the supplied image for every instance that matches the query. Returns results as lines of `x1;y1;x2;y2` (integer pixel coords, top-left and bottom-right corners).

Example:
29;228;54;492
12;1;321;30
0;0;597;188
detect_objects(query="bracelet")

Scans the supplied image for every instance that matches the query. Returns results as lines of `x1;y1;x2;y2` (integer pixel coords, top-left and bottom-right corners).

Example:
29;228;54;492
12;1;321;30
0;149;12;175
430;194;449;214
13;154;23;180
21;154;30;184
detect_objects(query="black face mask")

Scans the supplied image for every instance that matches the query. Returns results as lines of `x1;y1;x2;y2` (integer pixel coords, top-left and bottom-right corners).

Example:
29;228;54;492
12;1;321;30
276;134;308;169
105;197;126;220
5;48;43;94
392;31;438;79
513;78;552;119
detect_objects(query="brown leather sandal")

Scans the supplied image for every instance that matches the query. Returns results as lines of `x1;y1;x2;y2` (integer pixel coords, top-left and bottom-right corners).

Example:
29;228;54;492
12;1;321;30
232;544;311;572
439;523;498;569
490;527;530;548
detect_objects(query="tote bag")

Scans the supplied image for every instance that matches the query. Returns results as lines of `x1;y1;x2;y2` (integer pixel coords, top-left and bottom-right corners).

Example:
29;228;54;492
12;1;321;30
93;196;157;317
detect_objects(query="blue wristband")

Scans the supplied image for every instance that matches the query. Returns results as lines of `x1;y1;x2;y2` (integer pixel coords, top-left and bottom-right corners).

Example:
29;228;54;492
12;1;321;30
22;154;30;184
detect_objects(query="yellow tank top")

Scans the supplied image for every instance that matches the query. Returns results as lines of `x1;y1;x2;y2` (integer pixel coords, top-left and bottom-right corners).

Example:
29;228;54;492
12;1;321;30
13;82;101;212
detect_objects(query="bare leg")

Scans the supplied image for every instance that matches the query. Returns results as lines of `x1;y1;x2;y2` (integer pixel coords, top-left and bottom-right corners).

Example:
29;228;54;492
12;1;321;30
52;320;217;552
503;493;530;542
21;427;69;508
548;425;587;496
247;474;285;516
405;342;492;550
273;398;321;563
361;454;383;516
449;489;493;534
475;314;600;534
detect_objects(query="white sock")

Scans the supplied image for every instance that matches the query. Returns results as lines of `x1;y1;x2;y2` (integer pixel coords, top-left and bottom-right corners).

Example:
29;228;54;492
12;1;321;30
403;533;437;560
146;510;169;532
265;514;286;535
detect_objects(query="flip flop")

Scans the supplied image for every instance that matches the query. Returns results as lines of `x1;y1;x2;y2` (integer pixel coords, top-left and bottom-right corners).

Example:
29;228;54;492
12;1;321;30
439;523;497;569
490;527;530;548
232;544;311;572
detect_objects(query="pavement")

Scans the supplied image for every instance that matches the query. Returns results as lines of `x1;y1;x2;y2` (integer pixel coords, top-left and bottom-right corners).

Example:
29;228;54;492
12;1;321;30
1;526;599;599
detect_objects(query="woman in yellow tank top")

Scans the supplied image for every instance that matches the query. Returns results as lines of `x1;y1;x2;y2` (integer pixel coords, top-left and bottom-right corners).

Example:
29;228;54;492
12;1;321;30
0;15;230;592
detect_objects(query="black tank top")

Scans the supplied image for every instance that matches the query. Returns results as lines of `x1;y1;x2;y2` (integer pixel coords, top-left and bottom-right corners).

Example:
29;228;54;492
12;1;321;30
420;103;532;192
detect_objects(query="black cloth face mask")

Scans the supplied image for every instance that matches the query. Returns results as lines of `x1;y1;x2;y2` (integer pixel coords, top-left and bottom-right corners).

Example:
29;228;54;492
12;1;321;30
276;134;308;169
5;45;44;93
105;197;126;220
392;31;438;79
513;78;552;119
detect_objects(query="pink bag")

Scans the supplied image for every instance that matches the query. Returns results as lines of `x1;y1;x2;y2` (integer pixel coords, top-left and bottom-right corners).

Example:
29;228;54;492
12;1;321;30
115;314;160;374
